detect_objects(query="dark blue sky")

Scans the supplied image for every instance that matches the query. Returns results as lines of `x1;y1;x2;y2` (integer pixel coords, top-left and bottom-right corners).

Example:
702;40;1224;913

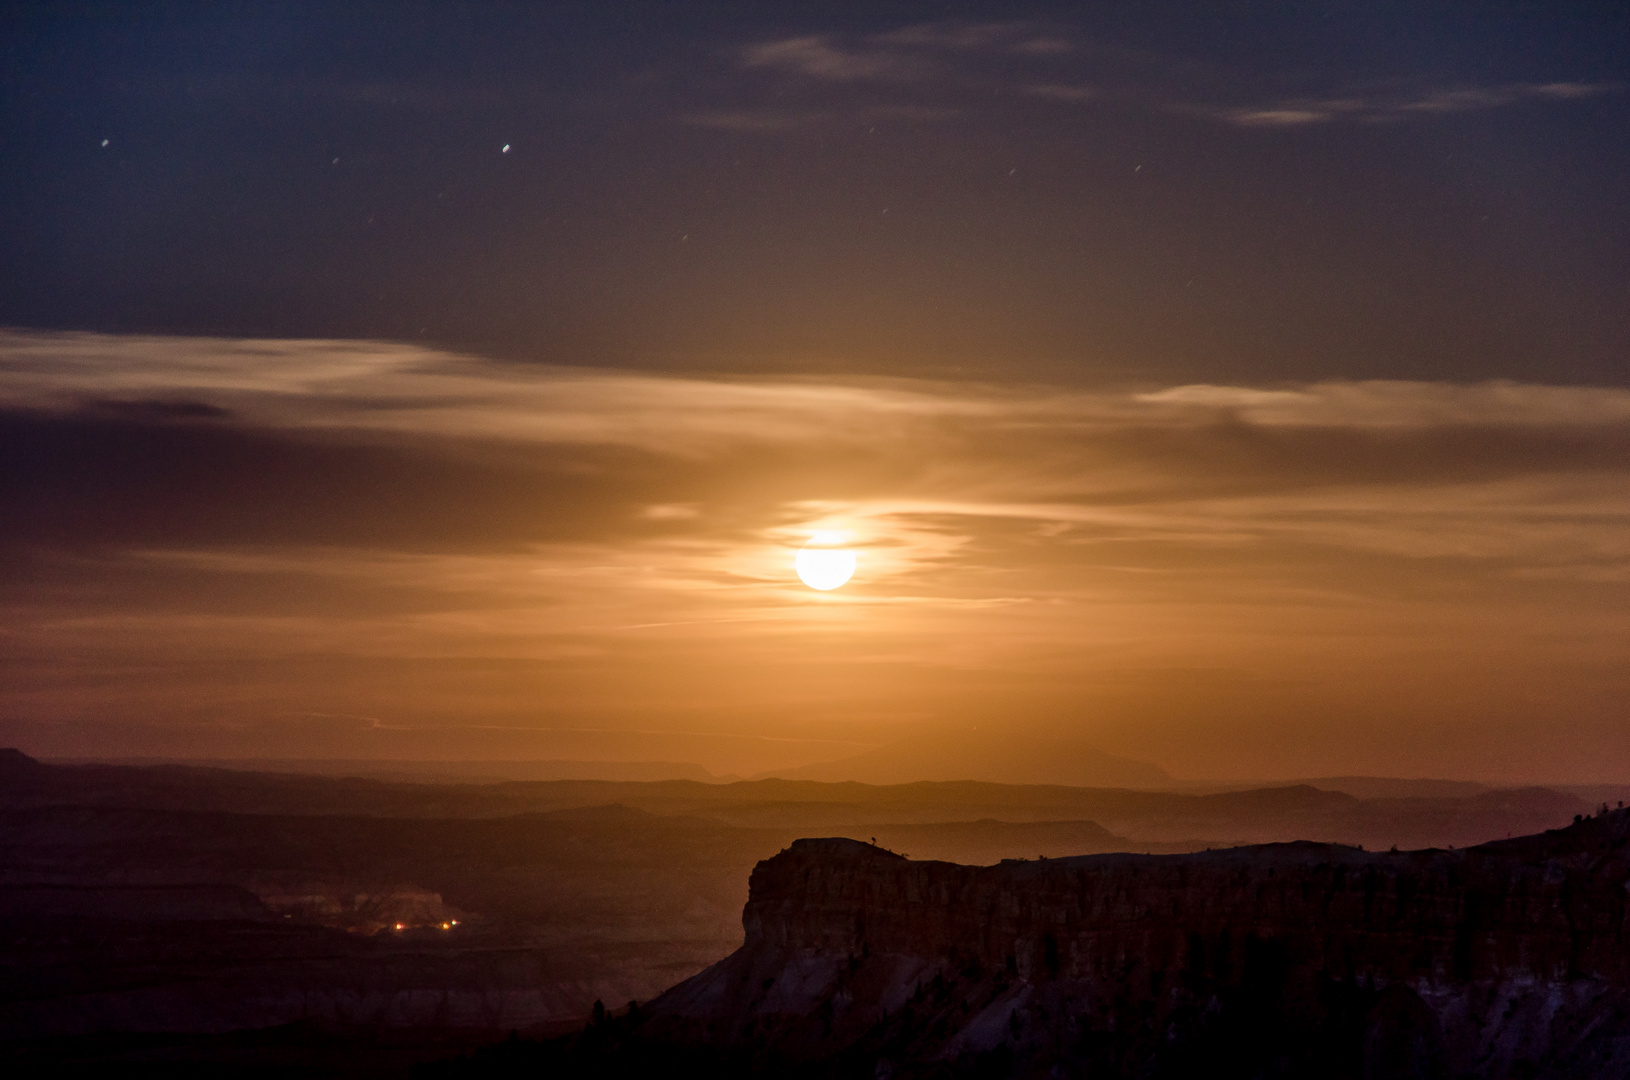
3;1;1627;384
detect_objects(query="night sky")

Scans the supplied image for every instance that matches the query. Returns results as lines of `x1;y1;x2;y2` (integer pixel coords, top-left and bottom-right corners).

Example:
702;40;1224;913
3;2;1629;781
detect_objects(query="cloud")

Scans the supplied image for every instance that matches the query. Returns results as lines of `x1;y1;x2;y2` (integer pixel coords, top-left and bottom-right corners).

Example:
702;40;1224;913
1223;108;1337;128
8;331;1630;778
1214;81;1621;128
1530;81;1615;100
7;330;1630;562
740;35;926;82
12;331;1630;463
735;22;1076;85
1133;381;1630;427
1024;84;1096;102
722;19;1618;136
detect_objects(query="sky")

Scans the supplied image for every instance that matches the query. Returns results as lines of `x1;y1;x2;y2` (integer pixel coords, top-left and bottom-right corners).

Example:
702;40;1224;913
2;2;1629;781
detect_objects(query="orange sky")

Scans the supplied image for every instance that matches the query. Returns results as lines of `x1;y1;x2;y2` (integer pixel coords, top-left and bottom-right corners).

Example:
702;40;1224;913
4;330;1629;782
5;8;1630;785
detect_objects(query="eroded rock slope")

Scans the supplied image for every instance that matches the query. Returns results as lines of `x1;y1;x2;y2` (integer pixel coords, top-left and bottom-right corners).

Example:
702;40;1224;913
639;809;1630;1078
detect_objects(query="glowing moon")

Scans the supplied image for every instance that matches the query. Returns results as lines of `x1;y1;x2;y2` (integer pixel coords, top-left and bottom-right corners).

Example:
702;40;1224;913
795;535;856;591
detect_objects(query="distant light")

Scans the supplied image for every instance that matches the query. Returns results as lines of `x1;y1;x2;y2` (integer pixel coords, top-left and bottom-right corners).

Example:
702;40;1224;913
501;144;511;153
394;922;404;930
796;534;857;591
100;139;109;147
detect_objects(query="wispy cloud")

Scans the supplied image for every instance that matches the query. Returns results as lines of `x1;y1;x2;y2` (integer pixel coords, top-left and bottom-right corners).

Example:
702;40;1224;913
743;21;1069;83
1024;84;1096;102
1222;107;1344;128
735;21;1077;84
7;331;1630;777
1217;81;1621;127
740;35;928;82
8;330;1630;556
719;19;1619;136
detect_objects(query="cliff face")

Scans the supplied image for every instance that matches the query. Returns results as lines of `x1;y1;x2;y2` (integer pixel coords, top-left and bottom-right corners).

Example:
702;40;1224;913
644;811;1630;1078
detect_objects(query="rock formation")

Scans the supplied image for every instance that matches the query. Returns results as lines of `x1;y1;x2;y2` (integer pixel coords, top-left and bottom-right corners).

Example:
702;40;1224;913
634;809;1630;1078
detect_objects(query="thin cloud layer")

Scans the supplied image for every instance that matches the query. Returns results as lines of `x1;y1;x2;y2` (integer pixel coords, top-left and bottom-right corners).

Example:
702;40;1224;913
740;22;1072;83
741;36;929;82
12;330;1630;449
1220;81;1621;127
717;21;1618;135
5;331;1630;779
7;329;1630;570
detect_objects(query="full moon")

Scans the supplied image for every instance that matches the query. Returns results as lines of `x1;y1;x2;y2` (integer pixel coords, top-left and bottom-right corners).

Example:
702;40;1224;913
795;534;856;591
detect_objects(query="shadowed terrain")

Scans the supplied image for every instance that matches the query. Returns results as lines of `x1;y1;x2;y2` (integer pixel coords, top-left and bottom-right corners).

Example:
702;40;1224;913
428;809;1630;1079
0;749;1609;1074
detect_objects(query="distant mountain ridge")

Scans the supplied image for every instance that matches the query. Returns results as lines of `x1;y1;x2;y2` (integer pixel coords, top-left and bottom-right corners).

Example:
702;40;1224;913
756;731;1172;788
1212;775;1491;800
0;749;1595;852
44;756;725;784
0;745;1609;1074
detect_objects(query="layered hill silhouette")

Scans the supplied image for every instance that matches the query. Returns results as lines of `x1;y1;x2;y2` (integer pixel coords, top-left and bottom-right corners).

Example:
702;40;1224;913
757;731;1172;788
0;748;1614;1075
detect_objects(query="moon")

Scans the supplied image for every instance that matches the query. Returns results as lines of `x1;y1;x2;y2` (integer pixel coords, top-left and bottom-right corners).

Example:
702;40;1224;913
795;534;856;591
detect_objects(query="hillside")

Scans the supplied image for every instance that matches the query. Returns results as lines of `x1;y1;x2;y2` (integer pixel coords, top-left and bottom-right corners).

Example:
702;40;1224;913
0;749;1608;1075
460;808;1630;1078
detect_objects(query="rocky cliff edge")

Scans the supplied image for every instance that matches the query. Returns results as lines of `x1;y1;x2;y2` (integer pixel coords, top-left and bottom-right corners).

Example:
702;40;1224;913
637;813;1630;1078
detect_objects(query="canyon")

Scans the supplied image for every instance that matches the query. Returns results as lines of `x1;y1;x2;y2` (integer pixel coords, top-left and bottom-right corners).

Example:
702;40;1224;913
615;811;1630;1077
5;748;1625;1076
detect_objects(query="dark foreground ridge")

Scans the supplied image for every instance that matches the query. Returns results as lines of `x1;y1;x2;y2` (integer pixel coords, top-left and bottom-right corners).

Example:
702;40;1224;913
425;808;1630;1079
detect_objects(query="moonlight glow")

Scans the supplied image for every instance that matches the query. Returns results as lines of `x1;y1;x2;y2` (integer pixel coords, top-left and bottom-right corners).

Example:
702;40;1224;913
795;534;857;591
